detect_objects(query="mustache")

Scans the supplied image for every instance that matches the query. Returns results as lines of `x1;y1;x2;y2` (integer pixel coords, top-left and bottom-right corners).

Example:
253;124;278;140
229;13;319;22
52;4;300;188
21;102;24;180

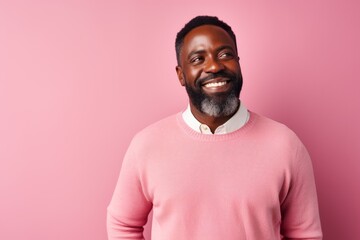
195;72;235;87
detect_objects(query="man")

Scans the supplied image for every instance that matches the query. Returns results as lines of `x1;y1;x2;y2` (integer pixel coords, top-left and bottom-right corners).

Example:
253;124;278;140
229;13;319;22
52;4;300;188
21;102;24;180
107;16;322;240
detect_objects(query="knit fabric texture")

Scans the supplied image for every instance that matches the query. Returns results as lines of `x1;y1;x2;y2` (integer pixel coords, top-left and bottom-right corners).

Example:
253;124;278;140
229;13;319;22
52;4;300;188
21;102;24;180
107;111;322;240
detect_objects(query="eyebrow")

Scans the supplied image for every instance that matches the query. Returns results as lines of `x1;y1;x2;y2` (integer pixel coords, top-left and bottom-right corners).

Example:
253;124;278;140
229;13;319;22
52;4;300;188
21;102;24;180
216;45;236;53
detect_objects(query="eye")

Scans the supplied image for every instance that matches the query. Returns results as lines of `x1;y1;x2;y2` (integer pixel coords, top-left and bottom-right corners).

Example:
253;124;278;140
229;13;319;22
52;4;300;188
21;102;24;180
219;51;235;60
190;56;204;65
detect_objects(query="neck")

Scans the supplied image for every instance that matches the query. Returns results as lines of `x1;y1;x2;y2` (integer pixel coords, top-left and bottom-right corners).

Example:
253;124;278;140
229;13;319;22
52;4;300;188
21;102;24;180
189;102;240;133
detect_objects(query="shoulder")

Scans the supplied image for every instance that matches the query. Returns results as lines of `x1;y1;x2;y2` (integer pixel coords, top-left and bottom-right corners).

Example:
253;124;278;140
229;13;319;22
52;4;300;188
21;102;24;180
250;111;304;148
250;112;311;171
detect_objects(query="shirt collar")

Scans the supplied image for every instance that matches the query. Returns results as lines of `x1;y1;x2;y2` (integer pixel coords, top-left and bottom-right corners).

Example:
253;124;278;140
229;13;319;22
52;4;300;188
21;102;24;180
182;102;249;135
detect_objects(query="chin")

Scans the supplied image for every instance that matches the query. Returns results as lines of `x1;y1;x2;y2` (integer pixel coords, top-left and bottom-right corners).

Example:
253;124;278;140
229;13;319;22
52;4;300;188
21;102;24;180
200;94;240;117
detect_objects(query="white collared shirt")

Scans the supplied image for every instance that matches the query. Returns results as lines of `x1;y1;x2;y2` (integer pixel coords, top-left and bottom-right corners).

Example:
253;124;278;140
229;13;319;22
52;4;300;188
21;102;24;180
182;103;250;134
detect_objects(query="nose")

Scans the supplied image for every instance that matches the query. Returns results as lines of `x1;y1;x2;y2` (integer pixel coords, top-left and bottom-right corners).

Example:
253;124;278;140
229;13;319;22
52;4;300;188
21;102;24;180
204;57;224;73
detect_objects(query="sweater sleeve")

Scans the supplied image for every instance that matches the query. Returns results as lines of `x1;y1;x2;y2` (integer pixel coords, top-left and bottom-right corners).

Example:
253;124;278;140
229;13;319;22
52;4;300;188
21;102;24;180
280;141;322;240
107;139;153;240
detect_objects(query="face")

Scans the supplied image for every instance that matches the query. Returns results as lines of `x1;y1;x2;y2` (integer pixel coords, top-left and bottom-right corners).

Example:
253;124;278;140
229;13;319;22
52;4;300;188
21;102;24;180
176;25;243;117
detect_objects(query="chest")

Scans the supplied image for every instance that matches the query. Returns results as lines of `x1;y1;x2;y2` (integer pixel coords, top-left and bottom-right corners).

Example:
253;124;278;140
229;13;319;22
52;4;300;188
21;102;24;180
142;143;289;212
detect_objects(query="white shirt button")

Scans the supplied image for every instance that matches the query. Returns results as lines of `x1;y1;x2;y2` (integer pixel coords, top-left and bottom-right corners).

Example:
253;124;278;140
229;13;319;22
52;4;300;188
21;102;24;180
200;124;211;134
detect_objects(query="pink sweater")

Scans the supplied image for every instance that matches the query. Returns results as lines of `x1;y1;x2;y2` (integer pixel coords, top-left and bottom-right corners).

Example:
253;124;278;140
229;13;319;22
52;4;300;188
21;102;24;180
107;112;322;240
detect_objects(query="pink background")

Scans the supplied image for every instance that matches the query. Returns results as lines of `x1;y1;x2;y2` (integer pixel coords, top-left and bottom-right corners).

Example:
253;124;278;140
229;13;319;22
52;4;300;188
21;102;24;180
1;0;359;239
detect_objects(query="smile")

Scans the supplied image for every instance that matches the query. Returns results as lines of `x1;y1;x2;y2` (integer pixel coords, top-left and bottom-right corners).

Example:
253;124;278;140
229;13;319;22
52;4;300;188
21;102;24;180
204;81;228;88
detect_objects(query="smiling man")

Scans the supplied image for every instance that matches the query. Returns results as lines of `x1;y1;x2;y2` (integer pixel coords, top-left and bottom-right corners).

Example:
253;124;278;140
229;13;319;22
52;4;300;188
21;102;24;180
176;22;244;133
107;16;322;240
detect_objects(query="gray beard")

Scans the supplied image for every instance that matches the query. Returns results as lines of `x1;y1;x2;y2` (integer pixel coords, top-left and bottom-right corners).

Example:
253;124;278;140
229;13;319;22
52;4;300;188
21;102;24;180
200;93;240;117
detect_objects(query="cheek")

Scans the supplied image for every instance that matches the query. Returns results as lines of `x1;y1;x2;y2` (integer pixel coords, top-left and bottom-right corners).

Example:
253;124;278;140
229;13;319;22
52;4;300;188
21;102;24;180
184;67;202;84
225;61;241;72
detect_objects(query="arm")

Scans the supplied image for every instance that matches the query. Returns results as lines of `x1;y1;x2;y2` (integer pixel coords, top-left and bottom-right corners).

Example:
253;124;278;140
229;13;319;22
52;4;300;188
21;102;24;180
107;141;153;240
280;142;322;240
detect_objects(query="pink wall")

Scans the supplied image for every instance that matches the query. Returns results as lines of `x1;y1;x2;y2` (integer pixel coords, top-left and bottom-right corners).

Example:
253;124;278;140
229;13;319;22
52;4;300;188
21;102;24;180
1;1;359;239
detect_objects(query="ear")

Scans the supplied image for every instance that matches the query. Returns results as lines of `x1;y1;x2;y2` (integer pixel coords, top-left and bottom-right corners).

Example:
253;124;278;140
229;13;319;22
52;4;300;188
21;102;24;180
175;66;185;86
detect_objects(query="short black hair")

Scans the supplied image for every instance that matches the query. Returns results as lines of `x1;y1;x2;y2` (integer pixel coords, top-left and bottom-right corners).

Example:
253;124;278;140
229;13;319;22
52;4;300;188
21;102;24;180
175;15;237;65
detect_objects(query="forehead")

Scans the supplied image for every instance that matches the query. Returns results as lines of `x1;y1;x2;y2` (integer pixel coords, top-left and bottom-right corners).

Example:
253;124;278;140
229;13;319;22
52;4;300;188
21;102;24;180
182;25;236;56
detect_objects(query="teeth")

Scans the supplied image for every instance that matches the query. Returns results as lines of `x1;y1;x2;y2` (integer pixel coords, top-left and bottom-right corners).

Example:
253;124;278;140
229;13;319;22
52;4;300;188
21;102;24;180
204;81;227;88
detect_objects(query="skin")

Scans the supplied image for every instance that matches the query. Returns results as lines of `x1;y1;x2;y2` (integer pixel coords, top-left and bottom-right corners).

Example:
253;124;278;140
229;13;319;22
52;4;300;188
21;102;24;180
176;25;242;133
